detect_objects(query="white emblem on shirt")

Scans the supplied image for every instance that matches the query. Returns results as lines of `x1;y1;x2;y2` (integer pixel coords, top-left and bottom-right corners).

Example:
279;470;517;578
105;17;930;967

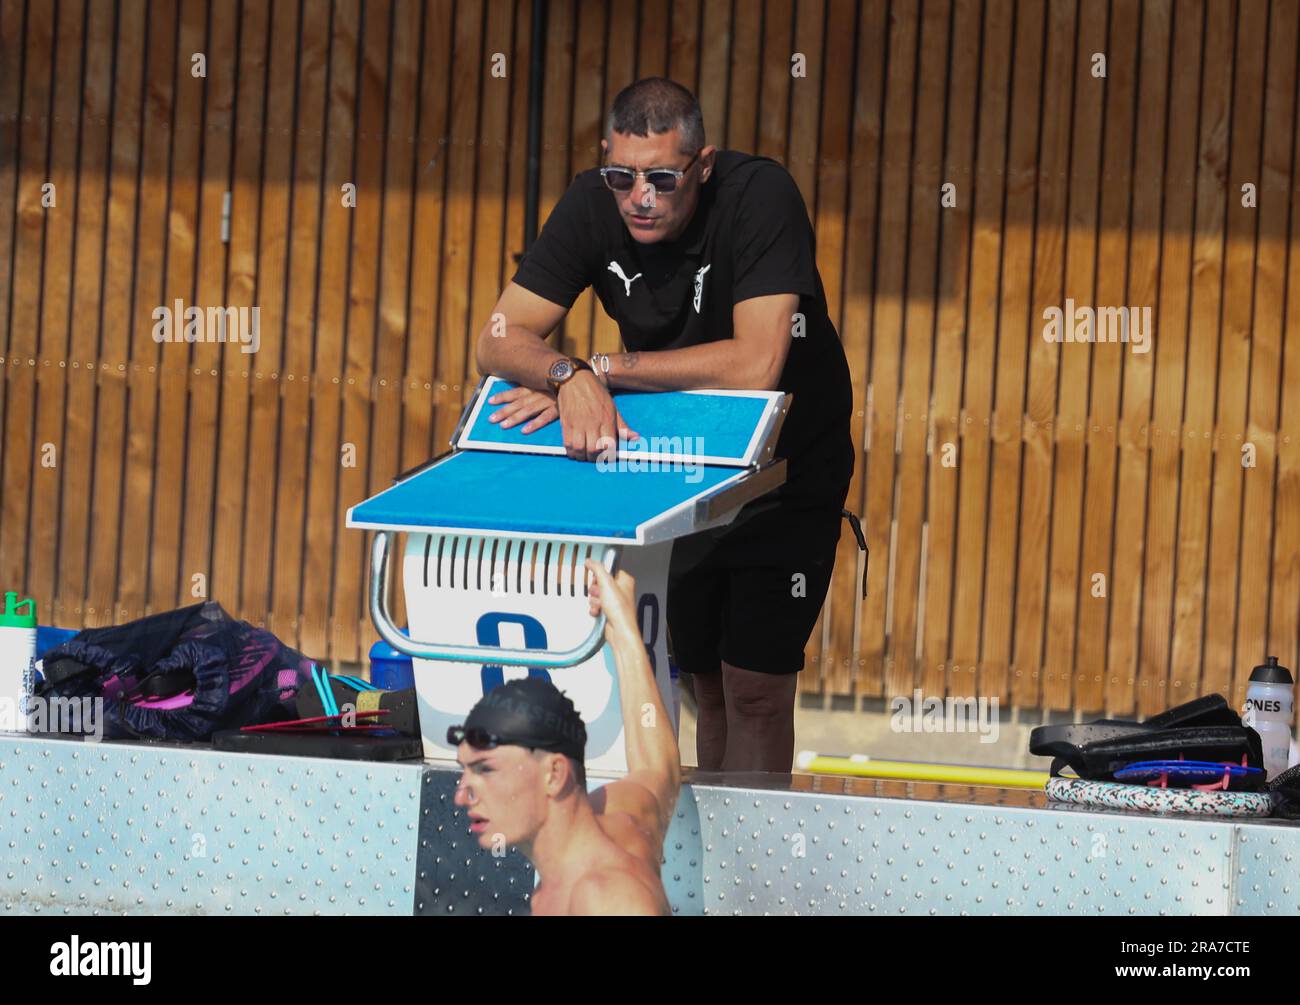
607;261;643;297
693;264;712;313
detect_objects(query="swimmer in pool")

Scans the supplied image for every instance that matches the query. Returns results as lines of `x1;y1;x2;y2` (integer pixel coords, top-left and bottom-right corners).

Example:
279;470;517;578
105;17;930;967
450;558;682;916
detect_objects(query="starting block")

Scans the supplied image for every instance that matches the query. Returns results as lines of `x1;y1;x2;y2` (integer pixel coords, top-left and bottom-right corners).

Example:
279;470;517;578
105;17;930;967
347;376;789;769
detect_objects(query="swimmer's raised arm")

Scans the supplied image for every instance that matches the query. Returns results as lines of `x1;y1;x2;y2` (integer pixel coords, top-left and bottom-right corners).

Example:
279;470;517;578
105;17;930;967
584;559;683;843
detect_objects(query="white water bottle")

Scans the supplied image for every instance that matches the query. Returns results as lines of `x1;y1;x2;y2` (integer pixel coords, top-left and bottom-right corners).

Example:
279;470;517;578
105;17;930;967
1243;655;1294;781
0;592;37;730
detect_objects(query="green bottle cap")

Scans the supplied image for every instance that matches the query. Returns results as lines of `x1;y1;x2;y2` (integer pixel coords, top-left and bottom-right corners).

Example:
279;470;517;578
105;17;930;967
0;592;37;629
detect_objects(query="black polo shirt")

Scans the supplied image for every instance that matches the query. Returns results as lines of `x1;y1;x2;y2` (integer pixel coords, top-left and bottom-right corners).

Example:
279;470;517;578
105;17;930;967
511;150;853;508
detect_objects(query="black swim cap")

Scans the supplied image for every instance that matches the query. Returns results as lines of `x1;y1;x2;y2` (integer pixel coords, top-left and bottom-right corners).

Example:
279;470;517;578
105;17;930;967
461;678;587;762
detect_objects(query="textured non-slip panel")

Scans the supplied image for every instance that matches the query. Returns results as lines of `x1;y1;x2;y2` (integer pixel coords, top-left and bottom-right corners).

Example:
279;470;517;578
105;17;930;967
0;737;422;916
6;737;1300;916
1232;822;1300;914
691;786;1239;915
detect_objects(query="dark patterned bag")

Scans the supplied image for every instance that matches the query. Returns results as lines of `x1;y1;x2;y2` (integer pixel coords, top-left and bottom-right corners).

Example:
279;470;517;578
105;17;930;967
35;601;313;741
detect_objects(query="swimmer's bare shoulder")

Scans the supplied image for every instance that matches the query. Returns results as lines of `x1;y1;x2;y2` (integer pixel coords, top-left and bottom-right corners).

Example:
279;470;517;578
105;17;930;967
590;773;670;857
532;830;670;916
583;777;674;915
571;867;668;916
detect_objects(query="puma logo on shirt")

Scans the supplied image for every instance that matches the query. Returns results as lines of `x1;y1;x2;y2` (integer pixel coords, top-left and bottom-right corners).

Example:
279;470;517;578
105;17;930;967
693;264;712;313
607;261;643;297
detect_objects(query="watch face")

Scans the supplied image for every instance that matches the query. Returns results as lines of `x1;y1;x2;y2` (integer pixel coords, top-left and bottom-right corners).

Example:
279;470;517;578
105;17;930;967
549;359;574;381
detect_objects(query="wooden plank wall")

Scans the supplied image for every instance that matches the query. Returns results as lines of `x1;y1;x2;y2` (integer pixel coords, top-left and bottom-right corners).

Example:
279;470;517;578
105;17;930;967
1;0;1298;718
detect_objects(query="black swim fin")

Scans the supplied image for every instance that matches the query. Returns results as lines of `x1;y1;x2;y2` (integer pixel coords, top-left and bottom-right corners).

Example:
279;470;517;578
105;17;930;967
1029;694;1264;788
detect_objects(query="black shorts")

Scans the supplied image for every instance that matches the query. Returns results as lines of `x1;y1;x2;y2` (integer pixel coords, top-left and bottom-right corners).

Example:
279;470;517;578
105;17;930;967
666;498;844;676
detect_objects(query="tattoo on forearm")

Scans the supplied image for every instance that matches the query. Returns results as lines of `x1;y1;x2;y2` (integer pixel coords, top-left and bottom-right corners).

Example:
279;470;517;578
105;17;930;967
622;352;639;369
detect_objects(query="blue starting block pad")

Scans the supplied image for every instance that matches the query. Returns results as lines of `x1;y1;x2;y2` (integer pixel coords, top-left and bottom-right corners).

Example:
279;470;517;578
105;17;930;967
347;376;789;545
453;377;777;465
347;451;740;542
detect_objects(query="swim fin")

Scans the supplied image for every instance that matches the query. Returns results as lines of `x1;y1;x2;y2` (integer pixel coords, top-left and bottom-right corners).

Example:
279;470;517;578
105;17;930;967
1030;694;1264;788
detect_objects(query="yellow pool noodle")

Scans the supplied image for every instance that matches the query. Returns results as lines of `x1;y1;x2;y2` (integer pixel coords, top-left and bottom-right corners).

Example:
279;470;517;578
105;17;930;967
795;752;1049;789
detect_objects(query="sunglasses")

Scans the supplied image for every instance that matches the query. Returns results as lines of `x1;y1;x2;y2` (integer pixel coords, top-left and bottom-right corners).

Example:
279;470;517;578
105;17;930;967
600;150;701;194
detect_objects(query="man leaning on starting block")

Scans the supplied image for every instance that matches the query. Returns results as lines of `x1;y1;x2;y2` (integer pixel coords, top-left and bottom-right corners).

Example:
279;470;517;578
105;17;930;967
451;559;679;916
475;77;855;773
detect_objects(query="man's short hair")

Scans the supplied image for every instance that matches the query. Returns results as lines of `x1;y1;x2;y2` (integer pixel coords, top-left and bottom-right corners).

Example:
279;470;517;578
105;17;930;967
606;77;705;157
